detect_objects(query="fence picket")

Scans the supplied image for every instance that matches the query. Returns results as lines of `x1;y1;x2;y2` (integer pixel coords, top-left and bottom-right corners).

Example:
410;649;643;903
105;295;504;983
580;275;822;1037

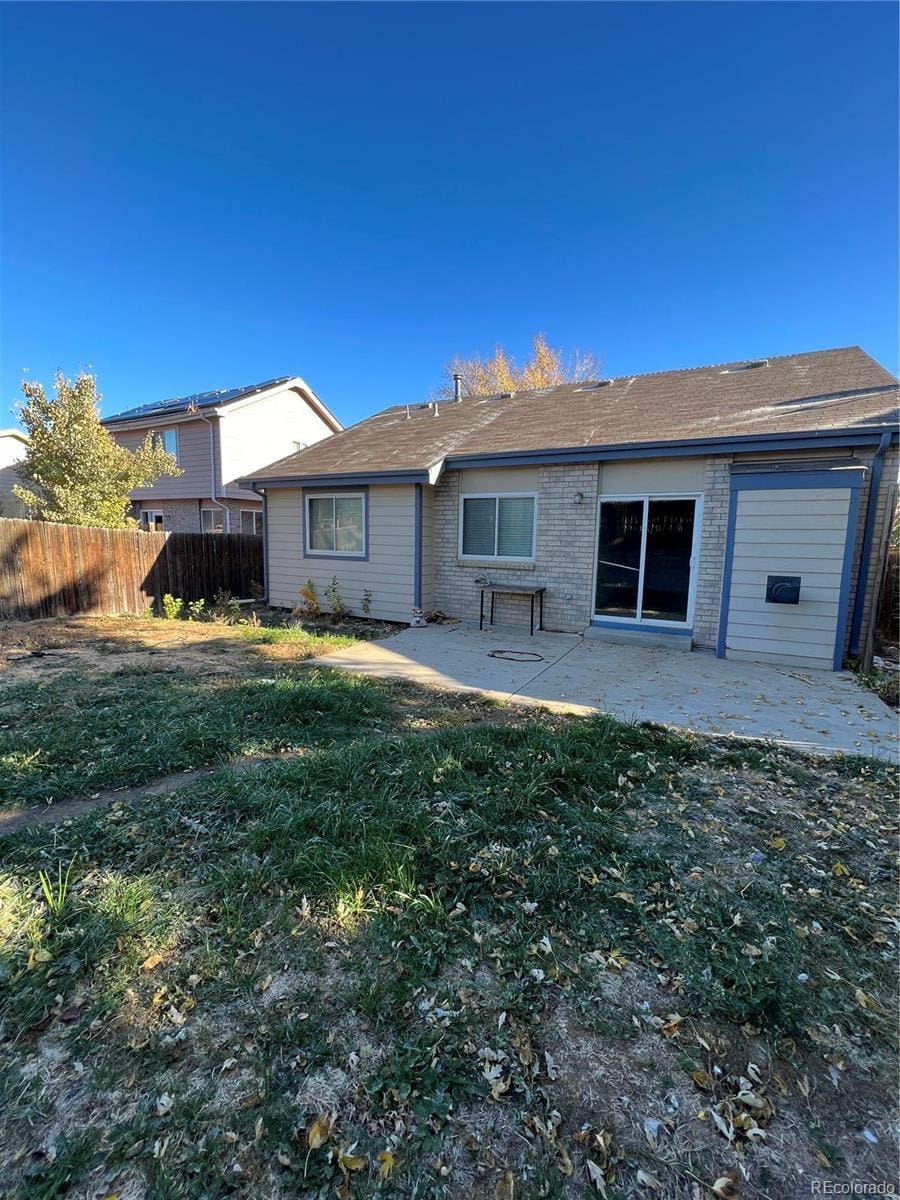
0;519;263;620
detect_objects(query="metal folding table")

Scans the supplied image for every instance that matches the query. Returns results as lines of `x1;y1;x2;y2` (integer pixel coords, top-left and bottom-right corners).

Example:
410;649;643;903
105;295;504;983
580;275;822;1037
479;583;546;636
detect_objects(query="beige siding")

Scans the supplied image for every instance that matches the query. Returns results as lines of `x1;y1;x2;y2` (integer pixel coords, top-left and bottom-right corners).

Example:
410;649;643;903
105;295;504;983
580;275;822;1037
111;419;213;500
724;487;852;670
599;457;706;494
420;485;435;612
267;485;415;622
219;385;336;499
460;467;539;493
0;434;27;517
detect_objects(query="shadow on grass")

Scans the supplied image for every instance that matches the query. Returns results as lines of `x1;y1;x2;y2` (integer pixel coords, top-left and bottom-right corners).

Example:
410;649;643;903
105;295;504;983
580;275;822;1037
0;664;393;809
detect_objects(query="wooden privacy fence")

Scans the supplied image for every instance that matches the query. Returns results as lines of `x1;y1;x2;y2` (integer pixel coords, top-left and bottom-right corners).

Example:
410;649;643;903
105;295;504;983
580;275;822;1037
0;518;263;620
878;546;899;645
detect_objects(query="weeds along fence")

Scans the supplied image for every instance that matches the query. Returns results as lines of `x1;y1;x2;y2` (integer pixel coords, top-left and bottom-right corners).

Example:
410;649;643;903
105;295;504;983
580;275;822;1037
0;517;263;620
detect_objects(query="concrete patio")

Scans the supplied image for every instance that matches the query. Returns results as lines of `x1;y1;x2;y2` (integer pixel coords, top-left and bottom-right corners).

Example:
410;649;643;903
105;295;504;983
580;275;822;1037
321;622;898;758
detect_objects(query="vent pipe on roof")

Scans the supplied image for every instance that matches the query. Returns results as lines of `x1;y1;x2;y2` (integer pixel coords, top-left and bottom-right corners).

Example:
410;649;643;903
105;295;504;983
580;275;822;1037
453;372;462;402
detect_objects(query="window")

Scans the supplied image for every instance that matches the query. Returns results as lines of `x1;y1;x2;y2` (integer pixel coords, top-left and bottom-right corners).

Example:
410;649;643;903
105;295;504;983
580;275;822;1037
152;427;179;459
594;495;701;625
201;507;225;533
240;509;264;536
304;493;366;556
139;510;165;531
459;493;536;560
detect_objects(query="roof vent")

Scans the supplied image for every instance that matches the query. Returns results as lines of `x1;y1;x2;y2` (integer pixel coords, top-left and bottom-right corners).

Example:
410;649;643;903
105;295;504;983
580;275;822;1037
720;359;769;375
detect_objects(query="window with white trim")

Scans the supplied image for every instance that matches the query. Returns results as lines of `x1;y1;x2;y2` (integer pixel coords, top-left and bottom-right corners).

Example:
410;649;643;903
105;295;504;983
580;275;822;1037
305;493;366;556
201;507;225;533
139;510;165;532
151;428;179;460
459;493;536;560
240;509;264;536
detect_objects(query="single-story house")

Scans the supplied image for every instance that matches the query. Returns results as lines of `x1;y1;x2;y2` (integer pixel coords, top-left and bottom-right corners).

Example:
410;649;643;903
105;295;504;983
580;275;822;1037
240;347;899;671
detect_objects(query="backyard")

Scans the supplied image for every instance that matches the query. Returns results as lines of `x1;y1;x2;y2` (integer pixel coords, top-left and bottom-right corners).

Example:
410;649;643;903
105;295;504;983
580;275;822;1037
0;613;897;1200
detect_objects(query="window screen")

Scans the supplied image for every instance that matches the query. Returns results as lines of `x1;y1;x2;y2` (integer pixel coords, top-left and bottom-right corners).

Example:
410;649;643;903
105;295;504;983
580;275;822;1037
306;494;365;555
462;495;535;558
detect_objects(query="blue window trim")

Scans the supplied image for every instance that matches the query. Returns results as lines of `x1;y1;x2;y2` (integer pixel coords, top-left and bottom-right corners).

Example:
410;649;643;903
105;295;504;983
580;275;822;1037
590;618;692;636
715;469;865;669
301;485;370;561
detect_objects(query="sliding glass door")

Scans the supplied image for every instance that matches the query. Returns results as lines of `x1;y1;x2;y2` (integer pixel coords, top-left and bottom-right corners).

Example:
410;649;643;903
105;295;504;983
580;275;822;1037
595;496;699;626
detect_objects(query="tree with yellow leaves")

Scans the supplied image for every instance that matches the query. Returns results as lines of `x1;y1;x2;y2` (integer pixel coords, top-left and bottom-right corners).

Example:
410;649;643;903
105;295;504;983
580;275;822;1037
435;333;601;399
13;371;181;528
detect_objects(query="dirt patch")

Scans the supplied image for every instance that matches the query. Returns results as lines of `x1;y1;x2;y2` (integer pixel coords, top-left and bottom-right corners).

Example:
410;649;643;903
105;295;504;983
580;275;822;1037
0;616;252;686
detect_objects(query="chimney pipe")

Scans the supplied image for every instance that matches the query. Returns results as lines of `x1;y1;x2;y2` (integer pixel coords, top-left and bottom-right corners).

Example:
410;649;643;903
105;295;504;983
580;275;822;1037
453;372;462;402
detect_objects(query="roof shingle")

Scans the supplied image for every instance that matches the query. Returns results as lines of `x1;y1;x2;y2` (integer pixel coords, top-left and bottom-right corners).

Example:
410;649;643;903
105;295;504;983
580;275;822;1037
245;347;898;482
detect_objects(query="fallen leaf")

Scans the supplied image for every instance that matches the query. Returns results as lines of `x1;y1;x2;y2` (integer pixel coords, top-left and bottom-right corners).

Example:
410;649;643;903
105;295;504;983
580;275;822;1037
495;1170;515;1200
337;1145;366;1174
377;1150;397;1180
307;1115;332;1149
586;1159;608;1195
636;1168;663;1189
141;952;164;972
712;1176;739;1199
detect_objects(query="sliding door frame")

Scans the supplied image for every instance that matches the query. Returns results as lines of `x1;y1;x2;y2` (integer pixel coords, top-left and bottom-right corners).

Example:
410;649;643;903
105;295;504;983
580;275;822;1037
591;492;704;630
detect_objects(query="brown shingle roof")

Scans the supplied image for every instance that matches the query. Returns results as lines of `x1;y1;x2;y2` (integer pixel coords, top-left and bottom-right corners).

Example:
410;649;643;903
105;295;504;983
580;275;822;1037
245;347;898;482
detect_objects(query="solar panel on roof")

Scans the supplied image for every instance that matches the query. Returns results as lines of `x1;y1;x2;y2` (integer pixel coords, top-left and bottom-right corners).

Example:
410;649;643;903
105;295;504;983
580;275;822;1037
104;377;293;423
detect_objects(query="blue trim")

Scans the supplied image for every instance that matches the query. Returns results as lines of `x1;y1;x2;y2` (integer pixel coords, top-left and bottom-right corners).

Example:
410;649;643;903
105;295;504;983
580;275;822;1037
590;618;692;636
848;432;891;655
413;484;423;609
729;469;864;492
446;427;897;471
301;486;370;562
716;468;865;667
251;484;269;603
833;486;862;670
241;470;430;489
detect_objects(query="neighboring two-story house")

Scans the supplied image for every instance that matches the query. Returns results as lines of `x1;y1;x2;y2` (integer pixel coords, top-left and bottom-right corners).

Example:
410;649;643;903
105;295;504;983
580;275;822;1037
0;428;28;518
102;376;341;533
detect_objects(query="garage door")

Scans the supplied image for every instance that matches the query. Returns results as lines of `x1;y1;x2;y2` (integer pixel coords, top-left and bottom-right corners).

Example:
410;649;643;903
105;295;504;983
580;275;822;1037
718;470;863;671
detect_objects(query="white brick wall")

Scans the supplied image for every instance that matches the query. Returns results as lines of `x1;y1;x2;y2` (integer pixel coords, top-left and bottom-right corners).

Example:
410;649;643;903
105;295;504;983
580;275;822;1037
433;465;599;633
692;456;733;650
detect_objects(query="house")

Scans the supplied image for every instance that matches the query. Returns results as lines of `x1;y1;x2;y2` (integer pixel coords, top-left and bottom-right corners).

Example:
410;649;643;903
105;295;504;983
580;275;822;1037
241;347;899;672
102;376;341;533
0;428;28;518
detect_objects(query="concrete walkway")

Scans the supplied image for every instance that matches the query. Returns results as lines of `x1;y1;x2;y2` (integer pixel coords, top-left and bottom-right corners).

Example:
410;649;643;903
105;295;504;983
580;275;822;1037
322;623;898;759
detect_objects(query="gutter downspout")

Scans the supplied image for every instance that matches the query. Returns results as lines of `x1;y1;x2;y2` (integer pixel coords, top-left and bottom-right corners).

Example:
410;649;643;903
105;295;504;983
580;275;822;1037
848;431;891;658
251;484;269;604
197;411;230;532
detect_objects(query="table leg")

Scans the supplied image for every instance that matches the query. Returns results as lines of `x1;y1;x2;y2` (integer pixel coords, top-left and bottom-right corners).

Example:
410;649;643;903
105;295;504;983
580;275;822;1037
490;592;495;626
539;591;544;631
530;593;534;636
479;588;484;631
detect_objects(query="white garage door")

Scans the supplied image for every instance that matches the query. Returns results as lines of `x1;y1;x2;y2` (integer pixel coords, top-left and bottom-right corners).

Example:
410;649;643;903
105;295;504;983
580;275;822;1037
721;476;860;671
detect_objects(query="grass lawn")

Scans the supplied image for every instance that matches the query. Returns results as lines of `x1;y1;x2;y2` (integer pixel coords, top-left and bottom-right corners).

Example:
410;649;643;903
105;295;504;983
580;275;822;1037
0;613;403;811
0;618;897;1199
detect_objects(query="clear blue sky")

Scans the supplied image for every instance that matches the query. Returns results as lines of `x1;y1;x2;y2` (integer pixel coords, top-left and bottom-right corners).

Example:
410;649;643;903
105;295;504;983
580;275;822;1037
1;1;897;429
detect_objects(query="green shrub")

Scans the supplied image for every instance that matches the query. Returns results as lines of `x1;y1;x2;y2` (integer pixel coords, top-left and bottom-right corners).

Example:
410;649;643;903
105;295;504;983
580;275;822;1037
161;593;184;620
325;576;348;622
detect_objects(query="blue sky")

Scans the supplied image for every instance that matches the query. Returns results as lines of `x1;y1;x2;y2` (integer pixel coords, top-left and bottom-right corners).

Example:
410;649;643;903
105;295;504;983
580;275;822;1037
1;1;897;429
